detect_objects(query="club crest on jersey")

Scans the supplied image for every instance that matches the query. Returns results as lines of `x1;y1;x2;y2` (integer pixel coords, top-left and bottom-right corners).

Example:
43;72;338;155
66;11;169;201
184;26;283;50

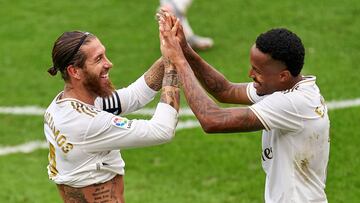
111;116;132;129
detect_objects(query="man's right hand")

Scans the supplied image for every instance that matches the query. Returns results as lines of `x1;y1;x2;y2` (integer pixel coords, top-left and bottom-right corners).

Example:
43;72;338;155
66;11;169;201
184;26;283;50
157;9;183;61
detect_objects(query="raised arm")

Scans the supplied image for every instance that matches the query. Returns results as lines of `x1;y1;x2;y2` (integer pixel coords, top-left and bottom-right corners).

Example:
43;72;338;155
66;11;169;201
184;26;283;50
183;45;251;104
160;58;180;111
157;10;264;133
144;57;165;91
83;58;179;152
175;18;252;105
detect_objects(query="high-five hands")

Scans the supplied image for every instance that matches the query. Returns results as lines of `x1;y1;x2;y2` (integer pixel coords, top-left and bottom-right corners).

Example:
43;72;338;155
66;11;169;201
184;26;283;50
156;9;186;62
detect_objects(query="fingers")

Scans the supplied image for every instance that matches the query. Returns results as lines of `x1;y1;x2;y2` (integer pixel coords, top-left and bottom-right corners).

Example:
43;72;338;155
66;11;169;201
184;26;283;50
157;8;183;59
170;15;177;27
156;8;179;30
171;19;180;34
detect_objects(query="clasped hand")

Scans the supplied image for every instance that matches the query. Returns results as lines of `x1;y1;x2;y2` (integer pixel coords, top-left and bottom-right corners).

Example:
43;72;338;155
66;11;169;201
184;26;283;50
156;9;184;62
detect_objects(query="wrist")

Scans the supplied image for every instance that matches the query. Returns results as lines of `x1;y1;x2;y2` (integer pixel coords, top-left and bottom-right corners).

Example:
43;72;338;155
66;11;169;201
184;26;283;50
182;43;193;56
167;53;186;68
162;72;179;88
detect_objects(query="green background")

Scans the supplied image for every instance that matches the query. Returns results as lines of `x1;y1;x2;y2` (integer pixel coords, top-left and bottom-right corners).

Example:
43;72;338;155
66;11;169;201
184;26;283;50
0;0;359;202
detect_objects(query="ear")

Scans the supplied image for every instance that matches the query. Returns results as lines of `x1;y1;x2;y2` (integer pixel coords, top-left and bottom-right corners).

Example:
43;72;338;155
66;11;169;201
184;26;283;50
279;70;291;83
66;65;82;80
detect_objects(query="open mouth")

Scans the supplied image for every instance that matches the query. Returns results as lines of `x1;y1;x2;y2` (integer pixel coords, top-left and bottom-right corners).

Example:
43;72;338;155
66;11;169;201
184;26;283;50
100;73;109;79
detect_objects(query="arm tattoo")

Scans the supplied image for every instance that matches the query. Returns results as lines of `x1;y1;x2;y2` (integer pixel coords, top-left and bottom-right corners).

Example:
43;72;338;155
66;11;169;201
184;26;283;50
162;69;179;87
160;58;180;111
183;48;228;94
183;48;250;104
144;58;165;91
178;63;264;132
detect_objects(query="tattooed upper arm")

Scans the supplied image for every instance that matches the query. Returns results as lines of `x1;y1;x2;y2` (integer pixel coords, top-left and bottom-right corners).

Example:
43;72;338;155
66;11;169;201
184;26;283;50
216;83;252;105
182;48;251;105
199;106;265;133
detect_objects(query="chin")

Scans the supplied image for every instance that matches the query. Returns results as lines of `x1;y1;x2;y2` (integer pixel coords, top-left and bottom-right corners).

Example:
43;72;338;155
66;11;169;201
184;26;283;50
256;92;266;96
98;88;114;98
255;89;268;96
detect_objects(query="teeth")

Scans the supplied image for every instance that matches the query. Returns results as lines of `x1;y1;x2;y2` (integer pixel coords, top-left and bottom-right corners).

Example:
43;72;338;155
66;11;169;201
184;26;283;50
101;73;109;78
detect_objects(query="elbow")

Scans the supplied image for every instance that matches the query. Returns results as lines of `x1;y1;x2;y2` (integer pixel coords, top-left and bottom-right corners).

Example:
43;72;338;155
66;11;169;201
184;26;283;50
194;108;224;134
157;126;176;143
165;128;176;141
214;95;228;104
199;120;220;134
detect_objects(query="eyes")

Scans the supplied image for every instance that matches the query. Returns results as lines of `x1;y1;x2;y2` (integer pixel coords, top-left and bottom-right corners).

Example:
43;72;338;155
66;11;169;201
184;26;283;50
95;55;103;63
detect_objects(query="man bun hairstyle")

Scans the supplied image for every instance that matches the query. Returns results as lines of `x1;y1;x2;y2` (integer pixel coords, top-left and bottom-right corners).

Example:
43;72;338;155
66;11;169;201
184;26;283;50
255;28;305;77
48;31;95;81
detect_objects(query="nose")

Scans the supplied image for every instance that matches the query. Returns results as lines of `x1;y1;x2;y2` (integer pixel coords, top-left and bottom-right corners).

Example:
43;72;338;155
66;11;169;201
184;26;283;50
104;56;113;69
248;68;255;79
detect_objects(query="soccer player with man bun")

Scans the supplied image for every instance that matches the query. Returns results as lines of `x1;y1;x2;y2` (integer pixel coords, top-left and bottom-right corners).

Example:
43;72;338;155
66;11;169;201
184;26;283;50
44;31;179;202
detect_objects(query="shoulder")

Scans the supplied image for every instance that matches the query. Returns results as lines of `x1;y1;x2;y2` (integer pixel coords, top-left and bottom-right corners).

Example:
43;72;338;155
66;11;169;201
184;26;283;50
68;100;102;118
94;91;122;115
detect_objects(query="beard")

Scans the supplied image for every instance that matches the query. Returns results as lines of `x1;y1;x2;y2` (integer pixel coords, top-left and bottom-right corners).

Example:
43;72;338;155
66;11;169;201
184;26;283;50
82;68;115;98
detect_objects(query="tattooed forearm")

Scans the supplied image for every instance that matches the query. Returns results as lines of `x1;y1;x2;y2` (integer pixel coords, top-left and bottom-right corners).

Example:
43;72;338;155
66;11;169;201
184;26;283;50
160;86;180;110
144;58;165;91
182;47;250;104
177;64;264;133
183;49;229;93
162;69;179;87
160;59;180;111
181;46;226;93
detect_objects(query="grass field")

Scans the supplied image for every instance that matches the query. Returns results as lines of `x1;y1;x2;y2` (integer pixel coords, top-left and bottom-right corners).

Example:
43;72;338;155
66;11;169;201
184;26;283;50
0;0;360;202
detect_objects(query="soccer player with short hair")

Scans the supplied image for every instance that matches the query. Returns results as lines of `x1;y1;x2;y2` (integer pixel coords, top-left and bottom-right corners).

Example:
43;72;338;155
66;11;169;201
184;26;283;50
45;31;180;202
158;10;330;203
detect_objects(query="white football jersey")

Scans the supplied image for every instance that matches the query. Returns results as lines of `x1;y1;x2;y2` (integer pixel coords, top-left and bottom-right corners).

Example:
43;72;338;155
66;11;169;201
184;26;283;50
247;76;330;203
44;76;178;187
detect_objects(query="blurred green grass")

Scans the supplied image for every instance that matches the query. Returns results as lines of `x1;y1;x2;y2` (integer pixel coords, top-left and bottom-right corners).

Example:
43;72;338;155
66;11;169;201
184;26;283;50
0;0;359;202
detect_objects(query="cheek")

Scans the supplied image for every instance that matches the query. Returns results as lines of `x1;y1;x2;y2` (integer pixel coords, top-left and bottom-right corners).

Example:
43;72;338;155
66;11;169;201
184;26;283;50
254;74;264;83
89;65;102;75
262;76;279;90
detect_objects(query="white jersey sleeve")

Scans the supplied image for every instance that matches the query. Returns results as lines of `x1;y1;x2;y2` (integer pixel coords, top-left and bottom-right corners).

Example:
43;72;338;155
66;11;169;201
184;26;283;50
249;92;303;131
79;103;178;152
94;75;157;115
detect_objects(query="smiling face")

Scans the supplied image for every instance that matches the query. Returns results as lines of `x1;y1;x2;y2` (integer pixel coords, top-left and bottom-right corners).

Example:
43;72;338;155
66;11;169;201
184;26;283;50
248;44;289;96
80;37;115;97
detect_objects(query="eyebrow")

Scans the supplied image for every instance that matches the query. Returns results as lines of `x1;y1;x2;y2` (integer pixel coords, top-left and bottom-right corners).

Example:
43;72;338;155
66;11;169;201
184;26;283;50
96;46;106;57
92;49;105;61
93;53;102;60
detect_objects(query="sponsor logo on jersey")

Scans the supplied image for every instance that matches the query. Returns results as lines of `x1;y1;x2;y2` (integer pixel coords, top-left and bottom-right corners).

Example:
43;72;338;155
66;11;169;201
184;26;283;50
261;147;273;161
111;116;132;129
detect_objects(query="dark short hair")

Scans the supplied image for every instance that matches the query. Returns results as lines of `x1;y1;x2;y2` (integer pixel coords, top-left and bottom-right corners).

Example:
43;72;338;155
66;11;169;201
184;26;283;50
255;28;305;76
49;31;95;81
